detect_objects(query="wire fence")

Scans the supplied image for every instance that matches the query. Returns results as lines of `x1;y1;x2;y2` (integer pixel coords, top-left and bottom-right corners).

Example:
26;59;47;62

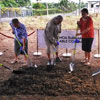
0;7;33;18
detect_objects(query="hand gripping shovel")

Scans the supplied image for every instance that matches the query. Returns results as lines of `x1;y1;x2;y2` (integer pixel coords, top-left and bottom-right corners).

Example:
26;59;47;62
0;63;24;74
69;27;80;73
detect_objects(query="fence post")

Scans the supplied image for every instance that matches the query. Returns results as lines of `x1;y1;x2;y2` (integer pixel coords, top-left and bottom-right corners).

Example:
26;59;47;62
62;48;72;57
62;29;72;58
94;29;100;58
33;29;42;56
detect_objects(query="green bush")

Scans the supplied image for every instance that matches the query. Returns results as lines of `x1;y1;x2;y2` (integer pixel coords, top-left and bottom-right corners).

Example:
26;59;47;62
33;8;63;16
32;3;46;9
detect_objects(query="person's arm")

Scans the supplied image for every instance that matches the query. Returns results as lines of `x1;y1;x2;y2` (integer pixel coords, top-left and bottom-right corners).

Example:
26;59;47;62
76;20;81;36
76;17;92;36
57;24;61;33
77;21;81;29
23;38;26;50
76;27;90;36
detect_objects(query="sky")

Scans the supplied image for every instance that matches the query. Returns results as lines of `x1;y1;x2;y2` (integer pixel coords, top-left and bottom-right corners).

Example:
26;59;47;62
31;0;88;3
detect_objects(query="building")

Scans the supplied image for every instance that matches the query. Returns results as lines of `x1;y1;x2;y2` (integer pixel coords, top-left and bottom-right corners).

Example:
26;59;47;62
88;0;100;13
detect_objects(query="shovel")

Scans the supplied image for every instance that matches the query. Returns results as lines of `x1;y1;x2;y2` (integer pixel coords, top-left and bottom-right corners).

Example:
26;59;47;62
51;45;57;66
0;63;24;74
69;26;80;73
92;70;100;77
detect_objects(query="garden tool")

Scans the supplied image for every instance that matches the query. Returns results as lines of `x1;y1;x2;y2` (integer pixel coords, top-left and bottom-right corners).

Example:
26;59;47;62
0;63;24;74
69;26;80;73
92;70;100;77
51;44;58;66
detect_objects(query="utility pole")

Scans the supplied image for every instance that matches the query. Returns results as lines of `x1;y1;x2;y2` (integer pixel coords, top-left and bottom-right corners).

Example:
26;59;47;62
29;0;33;16
79;0;81;15
46;3;49;16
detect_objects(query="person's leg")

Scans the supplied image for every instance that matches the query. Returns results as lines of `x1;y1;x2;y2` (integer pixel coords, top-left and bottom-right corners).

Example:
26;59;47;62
55;46;61;62
47;43;51;61
56;52;58;58
56;45;58;58
11;40;19;63
85;52;88;60
24;55;27;61
84;38;93;65
47;53;51;60
82;38;87;62
84;52;91;65
87;52;91;62
15;54;18;61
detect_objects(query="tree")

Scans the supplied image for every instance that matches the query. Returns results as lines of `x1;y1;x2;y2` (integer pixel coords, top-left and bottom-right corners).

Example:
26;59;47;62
32;3;46;9
1;0;31;7
16;0;31;7
59;0;77;12
2;0;18;7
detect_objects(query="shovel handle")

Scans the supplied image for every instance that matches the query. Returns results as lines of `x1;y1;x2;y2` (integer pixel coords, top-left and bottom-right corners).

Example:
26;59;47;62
0;64;3;66
0;64;12;70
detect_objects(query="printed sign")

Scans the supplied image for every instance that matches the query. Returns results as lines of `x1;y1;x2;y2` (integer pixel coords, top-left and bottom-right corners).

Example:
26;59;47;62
38;29;96;49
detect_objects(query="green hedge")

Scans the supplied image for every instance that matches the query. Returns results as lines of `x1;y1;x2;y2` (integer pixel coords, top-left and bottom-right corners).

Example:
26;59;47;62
33;8;64;16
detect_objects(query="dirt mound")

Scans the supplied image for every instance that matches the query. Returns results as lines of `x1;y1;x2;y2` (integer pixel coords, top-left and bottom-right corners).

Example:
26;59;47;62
0;61;100;98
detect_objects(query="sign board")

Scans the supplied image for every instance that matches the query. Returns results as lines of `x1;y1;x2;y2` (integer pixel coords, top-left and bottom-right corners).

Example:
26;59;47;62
38;29;96;49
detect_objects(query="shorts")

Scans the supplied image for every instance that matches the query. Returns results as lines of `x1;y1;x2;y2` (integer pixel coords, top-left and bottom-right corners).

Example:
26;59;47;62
82;38;94;52
14;39;28;56
44;34;58;54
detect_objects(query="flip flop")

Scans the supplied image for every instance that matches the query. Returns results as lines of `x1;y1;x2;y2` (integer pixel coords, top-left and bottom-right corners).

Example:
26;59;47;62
0;52;3;56
81;59;87;63
11;60;18;64
84;62;90;66
22;62;28;66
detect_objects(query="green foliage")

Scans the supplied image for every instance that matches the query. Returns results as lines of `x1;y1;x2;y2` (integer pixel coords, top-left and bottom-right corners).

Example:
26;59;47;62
32;3;46;9
0;1;5;7
80;2;87;8
60;0;69;7
33;8;63;16
2;0;18;7
59;0;77;11
1;7;21;15
16;0;31;7
0;0;31;7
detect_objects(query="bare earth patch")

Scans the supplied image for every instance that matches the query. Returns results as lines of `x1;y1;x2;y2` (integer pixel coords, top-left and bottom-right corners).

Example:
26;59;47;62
0;16;100;100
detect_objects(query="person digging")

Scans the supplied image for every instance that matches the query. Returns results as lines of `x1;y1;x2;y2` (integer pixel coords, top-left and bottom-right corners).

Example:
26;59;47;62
10;18;28;65
44;15;63;66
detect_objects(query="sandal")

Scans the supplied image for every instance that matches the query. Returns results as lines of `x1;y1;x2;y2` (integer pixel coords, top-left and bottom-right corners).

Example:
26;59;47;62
22;61;28;66
81;59;87;63
84;62;90;66
11;60;18;64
